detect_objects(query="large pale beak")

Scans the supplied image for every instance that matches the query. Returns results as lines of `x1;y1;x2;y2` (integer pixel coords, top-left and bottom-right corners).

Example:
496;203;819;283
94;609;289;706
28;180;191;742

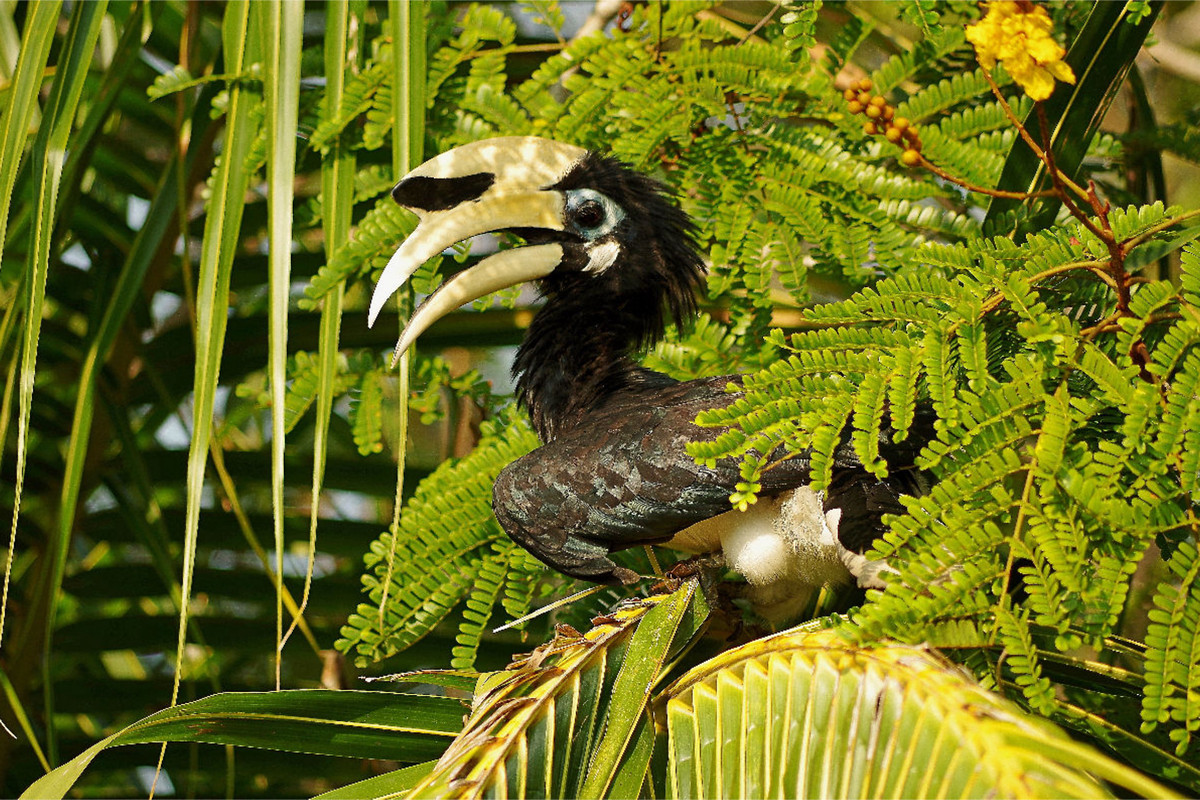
366;191;565;327
366;137;588;362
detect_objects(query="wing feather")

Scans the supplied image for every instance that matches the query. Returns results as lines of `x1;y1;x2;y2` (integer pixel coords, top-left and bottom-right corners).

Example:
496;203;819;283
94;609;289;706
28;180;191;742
493;375;933;583
493;377;810;582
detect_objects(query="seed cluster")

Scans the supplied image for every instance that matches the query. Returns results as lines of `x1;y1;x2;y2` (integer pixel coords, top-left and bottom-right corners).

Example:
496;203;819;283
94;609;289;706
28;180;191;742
842;78;923;166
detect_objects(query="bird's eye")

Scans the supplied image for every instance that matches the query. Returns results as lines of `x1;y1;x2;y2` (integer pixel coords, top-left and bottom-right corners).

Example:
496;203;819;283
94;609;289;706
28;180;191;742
564;188;624;240
575;200;605;229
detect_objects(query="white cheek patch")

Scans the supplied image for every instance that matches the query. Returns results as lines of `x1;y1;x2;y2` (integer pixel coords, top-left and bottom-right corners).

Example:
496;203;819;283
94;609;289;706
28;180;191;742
584;239;620;273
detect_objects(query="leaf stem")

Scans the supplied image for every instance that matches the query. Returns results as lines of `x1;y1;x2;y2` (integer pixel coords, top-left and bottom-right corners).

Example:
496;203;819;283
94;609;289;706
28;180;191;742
917;155;1058;200
980;67;1088;201
1120;207;1200;253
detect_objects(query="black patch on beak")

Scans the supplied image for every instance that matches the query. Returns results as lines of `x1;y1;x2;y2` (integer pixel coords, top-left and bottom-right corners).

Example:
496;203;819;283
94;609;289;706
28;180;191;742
392;173;495;212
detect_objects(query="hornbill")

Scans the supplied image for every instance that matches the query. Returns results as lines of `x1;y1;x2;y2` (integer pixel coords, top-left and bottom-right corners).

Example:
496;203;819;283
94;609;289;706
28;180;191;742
368;137;926;614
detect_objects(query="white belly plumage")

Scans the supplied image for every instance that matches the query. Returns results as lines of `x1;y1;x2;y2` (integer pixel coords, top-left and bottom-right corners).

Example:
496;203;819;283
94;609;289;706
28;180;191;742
665;486;894;622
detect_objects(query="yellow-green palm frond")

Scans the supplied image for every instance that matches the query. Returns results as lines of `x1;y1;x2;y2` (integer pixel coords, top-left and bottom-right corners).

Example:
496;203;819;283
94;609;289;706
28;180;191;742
406;579;710;799
661;625;1178;799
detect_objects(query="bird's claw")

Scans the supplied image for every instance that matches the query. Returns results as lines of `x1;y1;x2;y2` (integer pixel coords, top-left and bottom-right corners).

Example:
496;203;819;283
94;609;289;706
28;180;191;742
647;552;726;594
838;546;897;590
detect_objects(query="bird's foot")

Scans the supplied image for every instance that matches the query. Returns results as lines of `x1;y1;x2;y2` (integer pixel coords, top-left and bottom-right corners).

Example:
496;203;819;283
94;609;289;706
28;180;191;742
648;552;726;594
666;551;726;580
838;546;898;590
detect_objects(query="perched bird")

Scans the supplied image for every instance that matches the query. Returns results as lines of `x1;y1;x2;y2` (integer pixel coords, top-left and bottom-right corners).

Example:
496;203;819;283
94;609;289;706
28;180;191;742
368;137;926;615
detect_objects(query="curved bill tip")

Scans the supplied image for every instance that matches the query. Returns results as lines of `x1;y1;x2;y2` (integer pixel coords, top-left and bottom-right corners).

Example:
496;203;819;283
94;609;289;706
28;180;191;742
384;242;565;367
367;245;412;329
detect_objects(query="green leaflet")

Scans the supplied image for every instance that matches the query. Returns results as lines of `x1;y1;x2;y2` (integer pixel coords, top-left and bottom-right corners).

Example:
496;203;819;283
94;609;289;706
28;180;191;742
996;605;1058;717
1143;540;1200;756
336;412;540;667
452;541;514;669
350;365;387;456
870;26;966;93
895;69;1002;123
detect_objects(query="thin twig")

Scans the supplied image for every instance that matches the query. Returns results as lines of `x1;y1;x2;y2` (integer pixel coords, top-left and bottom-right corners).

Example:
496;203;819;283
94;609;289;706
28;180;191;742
1119;207;1200;254
462;43;567;60
737;4;778;46
918;155;1058;200
980;67;1088;201
1082;311;1182;338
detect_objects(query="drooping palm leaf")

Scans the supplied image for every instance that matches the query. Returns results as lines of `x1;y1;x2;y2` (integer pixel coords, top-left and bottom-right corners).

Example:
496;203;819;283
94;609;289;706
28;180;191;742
21;689;464;799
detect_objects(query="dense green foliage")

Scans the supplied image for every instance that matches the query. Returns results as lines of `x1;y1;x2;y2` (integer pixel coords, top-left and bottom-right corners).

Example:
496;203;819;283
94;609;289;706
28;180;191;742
331;0;1200;786
339;3;1023;665
3;0;1200;796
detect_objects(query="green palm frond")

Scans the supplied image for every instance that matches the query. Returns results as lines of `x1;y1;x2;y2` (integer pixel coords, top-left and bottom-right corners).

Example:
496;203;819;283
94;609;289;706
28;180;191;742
661;625;1175;799
372;591;1172;800
406;580;710;799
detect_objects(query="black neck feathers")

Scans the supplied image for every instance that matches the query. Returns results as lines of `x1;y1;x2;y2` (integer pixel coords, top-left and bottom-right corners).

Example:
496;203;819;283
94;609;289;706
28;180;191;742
513;154;706;441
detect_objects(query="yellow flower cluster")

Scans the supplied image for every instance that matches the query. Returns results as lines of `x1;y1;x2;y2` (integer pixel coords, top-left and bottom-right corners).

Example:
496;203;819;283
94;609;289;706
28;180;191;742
966;1;1076;101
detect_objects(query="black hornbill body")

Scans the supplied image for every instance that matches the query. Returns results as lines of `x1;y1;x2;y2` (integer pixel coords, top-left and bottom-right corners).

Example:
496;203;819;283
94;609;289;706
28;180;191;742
369;137;926;607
